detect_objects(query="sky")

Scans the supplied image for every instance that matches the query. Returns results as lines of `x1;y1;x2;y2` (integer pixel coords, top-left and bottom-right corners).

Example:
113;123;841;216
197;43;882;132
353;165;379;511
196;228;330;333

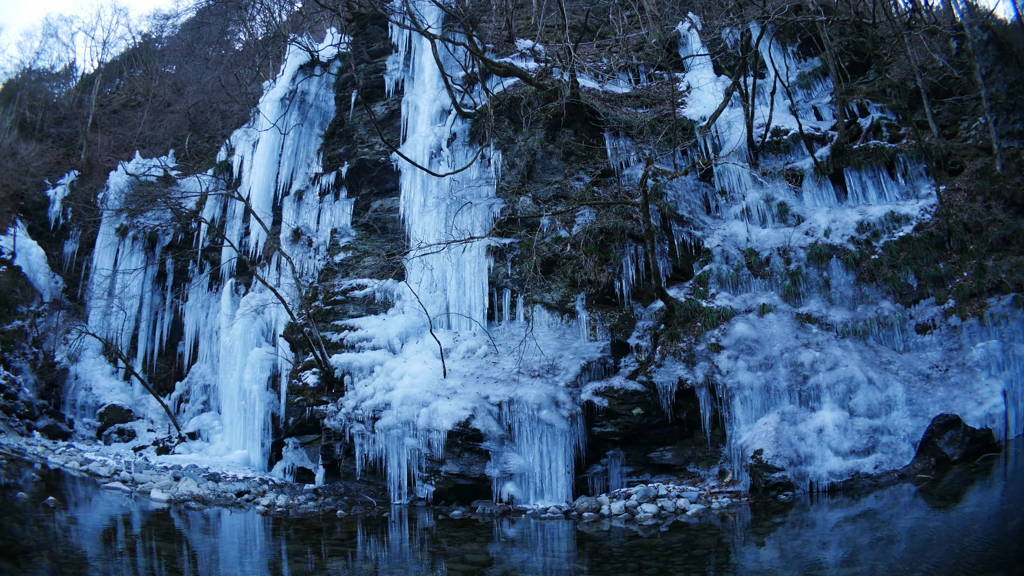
0;0;178;62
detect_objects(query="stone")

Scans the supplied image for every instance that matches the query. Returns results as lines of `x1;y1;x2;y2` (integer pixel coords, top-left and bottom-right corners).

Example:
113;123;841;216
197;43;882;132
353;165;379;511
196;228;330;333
572;496;601;514
599;504;611;516
150;488;172;502
176;477;201;495
33;416;72;441
473;500;505;516
638;503;660;515
449;509;465;519
656;498;677;513
634;485;656;503
43;496;60;508
581;512;600;522
597;494;610;507
675;498;690;510
911;414;999;470
101;424;137;445
102;482;131;492
680;491;701;502
15;492;28;500
96;404;137;437
749;449;797;498
624;499;639;512
609;500;626;515
686;504;706;515
633;513;655;523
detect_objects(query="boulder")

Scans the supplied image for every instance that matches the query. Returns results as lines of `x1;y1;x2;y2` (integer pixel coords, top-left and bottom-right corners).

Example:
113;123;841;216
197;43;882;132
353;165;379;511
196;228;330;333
632;485;657;503
911;414;1000;470
101;424;137;445
97;404;137;437
572;495;601;514
33;416;72;440
748;449;796;499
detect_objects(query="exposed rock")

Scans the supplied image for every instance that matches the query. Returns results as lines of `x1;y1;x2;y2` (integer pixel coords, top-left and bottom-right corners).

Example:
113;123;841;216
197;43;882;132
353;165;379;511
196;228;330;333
911;414;1000;470
33;416;71;440
748;449;796;499
572;495;601;514
632;485;657;503
96;404;137;437
101;424;137;445
638;502;659;515
176;477;201;496
102;481;131;492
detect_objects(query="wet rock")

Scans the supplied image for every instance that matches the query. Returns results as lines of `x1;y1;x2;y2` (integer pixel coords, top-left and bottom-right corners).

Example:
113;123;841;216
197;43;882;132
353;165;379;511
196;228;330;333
43;496;60;508
656;498;677;513
609;500;626;515
911;414;999;470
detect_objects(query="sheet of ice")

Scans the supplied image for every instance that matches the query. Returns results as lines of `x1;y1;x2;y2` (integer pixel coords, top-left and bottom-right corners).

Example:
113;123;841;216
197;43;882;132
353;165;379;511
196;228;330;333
44;170;78;229
693;301;1023;490
67;30;350;471
1;220;64;302
328;0;605;506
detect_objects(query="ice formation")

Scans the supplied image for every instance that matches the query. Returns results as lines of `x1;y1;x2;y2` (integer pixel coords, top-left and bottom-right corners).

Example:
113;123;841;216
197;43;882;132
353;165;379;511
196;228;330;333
329;0;603;505
43;3;1021;504
0;220;64;302
63;30;349;471
636;15;1024;489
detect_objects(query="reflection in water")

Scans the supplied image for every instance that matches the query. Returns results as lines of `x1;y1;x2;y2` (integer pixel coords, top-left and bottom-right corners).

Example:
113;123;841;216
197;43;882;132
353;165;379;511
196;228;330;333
1;444;1022;575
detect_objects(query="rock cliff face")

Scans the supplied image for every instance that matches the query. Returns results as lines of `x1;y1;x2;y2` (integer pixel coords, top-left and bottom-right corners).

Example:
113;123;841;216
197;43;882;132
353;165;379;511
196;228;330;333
1;1;1022;507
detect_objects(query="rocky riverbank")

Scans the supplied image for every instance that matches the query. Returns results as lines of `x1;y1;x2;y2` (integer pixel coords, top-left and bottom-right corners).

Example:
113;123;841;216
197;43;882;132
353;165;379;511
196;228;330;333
0;432;745;528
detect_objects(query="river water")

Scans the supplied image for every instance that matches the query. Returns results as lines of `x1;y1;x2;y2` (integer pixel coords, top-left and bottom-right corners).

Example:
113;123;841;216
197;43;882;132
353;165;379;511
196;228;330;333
1;442;1021;575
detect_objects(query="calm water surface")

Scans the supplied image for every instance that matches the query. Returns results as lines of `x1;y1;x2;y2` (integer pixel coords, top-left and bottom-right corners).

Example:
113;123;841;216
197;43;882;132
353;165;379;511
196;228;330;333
1;443;1022;575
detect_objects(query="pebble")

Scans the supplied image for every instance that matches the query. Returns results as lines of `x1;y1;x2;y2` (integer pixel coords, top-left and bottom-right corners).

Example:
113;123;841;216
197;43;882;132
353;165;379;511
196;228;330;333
43;496;60;507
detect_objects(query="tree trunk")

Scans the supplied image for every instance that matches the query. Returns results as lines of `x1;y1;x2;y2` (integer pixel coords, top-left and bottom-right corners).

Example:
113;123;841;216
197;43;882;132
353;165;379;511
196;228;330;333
948;0;1005;172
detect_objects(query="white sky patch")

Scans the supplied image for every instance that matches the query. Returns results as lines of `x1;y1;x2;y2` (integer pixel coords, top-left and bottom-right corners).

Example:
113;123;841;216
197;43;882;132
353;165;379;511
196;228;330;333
0;0;179;66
